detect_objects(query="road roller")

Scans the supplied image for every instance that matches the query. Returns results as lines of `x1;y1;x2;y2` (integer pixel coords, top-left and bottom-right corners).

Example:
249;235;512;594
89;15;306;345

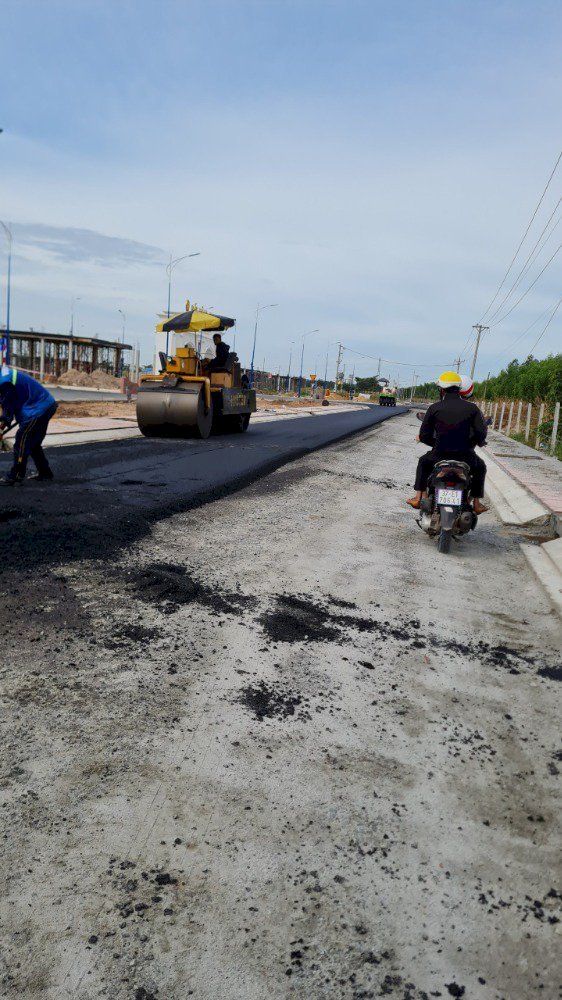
136;306;256;439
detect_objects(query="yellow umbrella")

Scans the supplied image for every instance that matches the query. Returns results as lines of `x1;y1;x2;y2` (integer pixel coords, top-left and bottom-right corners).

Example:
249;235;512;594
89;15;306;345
156;304;235;334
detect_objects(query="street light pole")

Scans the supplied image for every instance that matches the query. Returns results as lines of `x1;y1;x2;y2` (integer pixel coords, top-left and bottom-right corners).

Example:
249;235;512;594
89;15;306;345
249;303;278;389
286;341;294;392
68;295;81;371
118;309;126;376
1;222;13;365
69;295;82;337
297;328;319;398
165;251;200;356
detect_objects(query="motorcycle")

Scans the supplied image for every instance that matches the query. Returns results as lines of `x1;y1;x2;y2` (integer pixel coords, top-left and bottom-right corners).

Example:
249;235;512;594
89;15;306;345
419;459;477;553
414;411;479;554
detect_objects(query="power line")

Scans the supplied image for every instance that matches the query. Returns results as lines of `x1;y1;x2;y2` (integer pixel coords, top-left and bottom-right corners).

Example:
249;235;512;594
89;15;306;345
487;198;562;324
341;346;464;369
490;241;562;328
457;328;475;360
479;149;562;322
492;300;557;362
528;296;562;354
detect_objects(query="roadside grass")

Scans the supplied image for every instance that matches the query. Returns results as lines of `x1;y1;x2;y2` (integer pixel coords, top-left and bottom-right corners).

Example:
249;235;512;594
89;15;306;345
508;428;562;461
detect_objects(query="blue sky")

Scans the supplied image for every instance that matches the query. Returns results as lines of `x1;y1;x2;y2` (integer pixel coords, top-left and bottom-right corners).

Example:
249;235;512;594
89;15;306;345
1;0;561;381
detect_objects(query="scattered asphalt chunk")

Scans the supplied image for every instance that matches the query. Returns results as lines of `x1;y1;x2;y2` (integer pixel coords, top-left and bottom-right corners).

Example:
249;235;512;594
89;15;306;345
537;664;562;681
237;681;309;722
154;872;178;886
261;594;341;643
445;984;465;998
104;623;163;649
125;562;255;617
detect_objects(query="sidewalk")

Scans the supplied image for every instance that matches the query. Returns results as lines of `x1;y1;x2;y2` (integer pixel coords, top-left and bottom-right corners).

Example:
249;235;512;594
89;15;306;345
485;429;562;520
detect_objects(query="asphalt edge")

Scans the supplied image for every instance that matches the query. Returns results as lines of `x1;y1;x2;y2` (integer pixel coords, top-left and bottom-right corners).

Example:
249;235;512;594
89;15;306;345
0;407;409;575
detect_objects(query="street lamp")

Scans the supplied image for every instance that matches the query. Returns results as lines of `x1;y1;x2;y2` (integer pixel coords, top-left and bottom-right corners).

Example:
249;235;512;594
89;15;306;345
285;340;295;392
0;221;13;365
249;303;278;389
165;251;200;356
297;329;319;398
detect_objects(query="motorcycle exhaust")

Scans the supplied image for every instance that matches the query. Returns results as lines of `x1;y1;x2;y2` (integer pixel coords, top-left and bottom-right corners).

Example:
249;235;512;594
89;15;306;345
457;510;473;534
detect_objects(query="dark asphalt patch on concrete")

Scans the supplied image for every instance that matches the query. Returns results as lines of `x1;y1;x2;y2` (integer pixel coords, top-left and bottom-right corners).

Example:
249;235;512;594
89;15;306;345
0;405;407;575
258;590;560;680
237;681;310;722
125;562;256;617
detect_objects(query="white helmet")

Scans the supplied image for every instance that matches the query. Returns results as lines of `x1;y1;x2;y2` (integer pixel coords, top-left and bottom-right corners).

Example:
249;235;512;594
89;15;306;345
460;376;474;399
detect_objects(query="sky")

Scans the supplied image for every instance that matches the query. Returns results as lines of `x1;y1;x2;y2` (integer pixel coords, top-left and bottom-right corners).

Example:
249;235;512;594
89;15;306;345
1;0;561;383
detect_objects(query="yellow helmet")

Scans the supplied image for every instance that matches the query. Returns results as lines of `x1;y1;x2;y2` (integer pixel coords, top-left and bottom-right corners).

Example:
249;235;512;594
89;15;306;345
437;371;462;389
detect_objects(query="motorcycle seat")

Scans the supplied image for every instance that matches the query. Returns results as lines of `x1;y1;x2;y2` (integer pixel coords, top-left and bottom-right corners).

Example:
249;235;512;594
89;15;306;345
433;459;471;476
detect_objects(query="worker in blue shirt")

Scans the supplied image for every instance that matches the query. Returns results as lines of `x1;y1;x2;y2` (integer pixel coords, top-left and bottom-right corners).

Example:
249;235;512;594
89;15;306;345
0;367;58;484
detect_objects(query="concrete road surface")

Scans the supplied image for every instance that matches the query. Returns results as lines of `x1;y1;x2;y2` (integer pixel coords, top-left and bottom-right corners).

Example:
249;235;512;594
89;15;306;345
0;410;560;1000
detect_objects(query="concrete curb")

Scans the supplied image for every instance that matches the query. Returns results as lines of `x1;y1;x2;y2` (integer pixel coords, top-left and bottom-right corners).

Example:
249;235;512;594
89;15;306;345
480;448;562;617
521;538;562;617
481;449;552;527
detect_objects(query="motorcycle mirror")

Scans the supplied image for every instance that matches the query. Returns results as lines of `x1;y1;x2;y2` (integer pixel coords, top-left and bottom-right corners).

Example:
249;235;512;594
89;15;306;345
416;411;425;421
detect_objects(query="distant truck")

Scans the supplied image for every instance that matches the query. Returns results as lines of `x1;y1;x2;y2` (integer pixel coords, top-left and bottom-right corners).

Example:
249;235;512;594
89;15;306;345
379;386;397;407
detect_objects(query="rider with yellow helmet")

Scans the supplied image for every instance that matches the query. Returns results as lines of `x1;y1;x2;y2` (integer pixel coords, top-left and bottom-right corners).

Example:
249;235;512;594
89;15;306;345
407;370;489;514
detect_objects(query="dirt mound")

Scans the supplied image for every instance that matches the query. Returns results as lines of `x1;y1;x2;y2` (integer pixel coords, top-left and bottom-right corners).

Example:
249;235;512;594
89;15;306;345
57;368;93;386
90;369;120;389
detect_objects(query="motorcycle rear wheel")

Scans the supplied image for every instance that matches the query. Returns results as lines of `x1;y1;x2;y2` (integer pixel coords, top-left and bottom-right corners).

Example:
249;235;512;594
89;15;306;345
438;529;452;554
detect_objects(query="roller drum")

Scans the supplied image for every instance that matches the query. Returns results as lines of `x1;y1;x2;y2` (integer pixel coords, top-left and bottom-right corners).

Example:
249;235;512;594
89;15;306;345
137;382;212;439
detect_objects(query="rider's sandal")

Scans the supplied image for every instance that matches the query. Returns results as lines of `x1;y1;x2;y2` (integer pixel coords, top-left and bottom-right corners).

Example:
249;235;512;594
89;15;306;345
406;497;422;509
473;502;490;514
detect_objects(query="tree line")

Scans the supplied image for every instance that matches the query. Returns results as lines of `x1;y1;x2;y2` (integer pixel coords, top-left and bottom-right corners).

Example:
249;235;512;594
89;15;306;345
472;354;561;402
397;354;562;403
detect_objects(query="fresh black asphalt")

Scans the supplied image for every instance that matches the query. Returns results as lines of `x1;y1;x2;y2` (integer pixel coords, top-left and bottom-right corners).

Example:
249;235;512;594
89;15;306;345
0;405;407;573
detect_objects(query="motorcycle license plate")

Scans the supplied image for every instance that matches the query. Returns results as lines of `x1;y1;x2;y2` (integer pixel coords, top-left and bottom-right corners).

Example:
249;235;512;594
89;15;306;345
437;488;463;506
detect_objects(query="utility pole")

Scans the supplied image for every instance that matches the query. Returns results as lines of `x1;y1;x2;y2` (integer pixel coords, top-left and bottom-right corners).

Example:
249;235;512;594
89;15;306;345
470;324;489;379
453;356;462;372
333;343;343;395
409;372;417;403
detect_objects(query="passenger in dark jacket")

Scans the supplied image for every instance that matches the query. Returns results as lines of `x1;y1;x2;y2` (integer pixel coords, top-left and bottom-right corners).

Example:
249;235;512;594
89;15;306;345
407;385;489;514
0;367;58;484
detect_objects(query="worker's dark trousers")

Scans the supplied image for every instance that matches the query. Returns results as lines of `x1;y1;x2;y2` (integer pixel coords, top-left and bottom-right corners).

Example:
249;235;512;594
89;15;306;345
414;449;486;498
8;404;57;482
